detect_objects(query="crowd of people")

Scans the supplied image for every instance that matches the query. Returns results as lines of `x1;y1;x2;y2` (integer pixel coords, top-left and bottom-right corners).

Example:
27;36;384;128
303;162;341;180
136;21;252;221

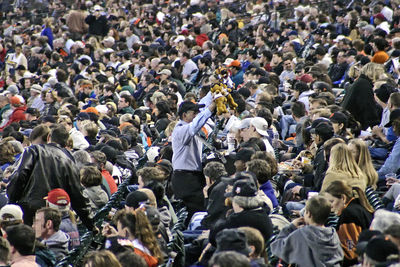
2;0;400;266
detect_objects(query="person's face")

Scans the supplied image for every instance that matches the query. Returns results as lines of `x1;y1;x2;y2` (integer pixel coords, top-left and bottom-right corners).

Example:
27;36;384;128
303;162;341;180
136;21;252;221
45;92;54;103
33;211;46;239
239;126;254;142
325;193;345;215
337;52;346;64
292;90;300;99
15;47;21;54
116;221;129;238
183;110;197;122
284;60;293;71
118;98;128;109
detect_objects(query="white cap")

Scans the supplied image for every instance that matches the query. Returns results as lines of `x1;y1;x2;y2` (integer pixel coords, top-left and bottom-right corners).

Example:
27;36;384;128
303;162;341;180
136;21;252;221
103;36;115;44
250;117;269;136
0;204;23;221
223;58;234;66
238;118;252;129
96;105;108;114
174;35;186;43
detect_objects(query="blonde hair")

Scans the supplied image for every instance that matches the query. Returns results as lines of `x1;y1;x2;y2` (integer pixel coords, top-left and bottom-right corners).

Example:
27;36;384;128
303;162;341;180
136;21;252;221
328;143;367;183
349;139;378;188
360;62;385;82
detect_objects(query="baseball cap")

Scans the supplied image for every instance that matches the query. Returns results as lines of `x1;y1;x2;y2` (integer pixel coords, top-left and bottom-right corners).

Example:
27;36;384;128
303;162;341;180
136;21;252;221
215;229;252;256
310;121;334;138
93;4;102;11
125;191;149;209
156;159;173;175
6;85;19;95
178;101;205;116
385;108;400;127
365;237;398;264
222;171;258;185
329;112;348;126
0;205;23;221
158;69;172;76
44;188;71;210
103;36;115;44
10;96;22;106
76;112;90;121
225;179;258;197
227;60;241;68
250;117;269;136
223;58;234;66
374;13;386;21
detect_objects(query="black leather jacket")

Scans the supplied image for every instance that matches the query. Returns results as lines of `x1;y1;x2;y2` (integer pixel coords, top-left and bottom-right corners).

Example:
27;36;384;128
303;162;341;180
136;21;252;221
7;143;94;230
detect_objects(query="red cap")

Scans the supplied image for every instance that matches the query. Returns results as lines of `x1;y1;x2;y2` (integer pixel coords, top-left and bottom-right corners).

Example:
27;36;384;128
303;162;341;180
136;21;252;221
374;13;386;21
299;74;313;83
82;107;99;116
44;188;70;206
228;60;241;68
10;96;21;106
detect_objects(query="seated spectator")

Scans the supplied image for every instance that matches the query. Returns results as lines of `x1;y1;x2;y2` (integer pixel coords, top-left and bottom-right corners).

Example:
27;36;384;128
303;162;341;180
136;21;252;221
102;210;162;266
209;251;251;267
200;161;228;229
33;208;70;260
323;180;374;266
0;237;10;266
44;189;80;249
6;224;37;267
210;179;273;246
239;227;267;266
271;196;344;266
80;166;109;212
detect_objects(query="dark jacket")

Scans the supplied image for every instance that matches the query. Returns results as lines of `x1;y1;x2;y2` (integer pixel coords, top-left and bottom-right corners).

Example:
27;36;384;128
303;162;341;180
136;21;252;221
337;198;373;266
210;206;273;246
85;15;109;36
342;74;380;130
7;143;94;229
155;116;170;133
300;144;327;198
201;181;228;229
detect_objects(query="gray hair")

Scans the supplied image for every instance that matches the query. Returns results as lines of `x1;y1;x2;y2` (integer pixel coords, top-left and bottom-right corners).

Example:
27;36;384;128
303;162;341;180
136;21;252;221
370;209;400;232
233;195;264;209
73;150;92;169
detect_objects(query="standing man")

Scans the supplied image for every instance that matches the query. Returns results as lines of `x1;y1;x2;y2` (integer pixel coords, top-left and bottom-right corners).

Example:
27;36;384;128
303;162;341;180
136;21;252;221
85;5;109;37
171;100;216;221
7;125;94;231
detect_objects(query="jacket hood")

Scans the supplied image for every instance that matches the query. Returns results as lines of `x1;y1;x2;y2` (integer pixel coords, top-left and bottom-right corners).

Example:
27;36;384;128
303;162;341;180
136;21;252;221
300;225;343;266
85;186;109;206
45;230;70;246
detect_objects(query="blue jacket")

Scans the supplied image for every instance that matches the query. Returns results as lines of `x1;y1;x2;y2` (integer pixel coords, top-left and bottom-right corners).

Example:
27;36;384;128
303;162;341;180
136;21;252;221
378;136;400;179
260;181;278;208
231;70;244;88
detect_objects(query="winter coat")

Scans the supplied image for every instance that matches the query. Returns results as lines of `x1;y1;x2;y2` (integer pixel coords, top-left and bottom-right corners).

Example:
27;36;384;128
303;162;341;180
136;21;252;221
7;143;94;229
43;230;70;260
83;185;109;212
342;74;380;130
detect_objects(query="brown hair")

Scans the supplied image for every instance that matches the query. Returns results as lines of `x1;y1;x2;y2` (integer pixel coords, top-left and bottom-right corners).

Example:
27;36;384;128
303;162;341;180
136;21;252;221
324;180;374;213
137;167;165;186
305;196;332;225
83;250;122;267
80;166;103;187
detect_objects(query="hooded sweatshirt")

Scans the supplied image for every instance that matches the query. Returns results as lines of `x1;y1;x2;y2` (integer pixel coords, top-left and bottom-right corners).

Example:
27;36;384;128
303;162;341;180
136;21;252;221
271;224;344;267
43;230;70;260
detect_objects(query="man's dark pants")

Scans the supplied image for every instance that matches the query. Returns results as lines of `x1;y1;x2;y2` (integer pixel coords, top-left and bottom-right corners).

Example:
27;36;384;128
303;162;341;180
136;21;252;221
171;170;205;223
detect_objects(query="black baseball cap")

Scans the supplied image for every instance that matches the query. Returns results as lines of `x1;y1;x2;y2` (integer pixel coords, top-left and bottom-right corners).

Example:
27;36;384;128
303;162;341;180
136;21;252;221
221;171;258;186
225;179;258;198
329;112;348;126
234;148;255;162
125;191;149;209
215;229;252;256
76;112;90;121
385;109;400;127
178;101;205;116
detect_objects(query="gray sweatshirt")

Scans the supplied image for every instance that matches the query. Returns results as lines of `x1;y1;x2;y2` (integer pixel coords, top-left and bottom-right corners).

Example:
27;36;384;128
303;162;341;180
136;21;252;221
271;224;344;267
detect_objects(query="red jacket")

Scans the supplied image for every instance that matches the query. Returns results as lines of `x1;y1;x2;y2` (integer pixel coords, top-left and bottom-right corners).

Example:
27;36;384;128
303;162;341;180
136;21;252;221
0;105;26;131
196;33;209;47
102;169;118;194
